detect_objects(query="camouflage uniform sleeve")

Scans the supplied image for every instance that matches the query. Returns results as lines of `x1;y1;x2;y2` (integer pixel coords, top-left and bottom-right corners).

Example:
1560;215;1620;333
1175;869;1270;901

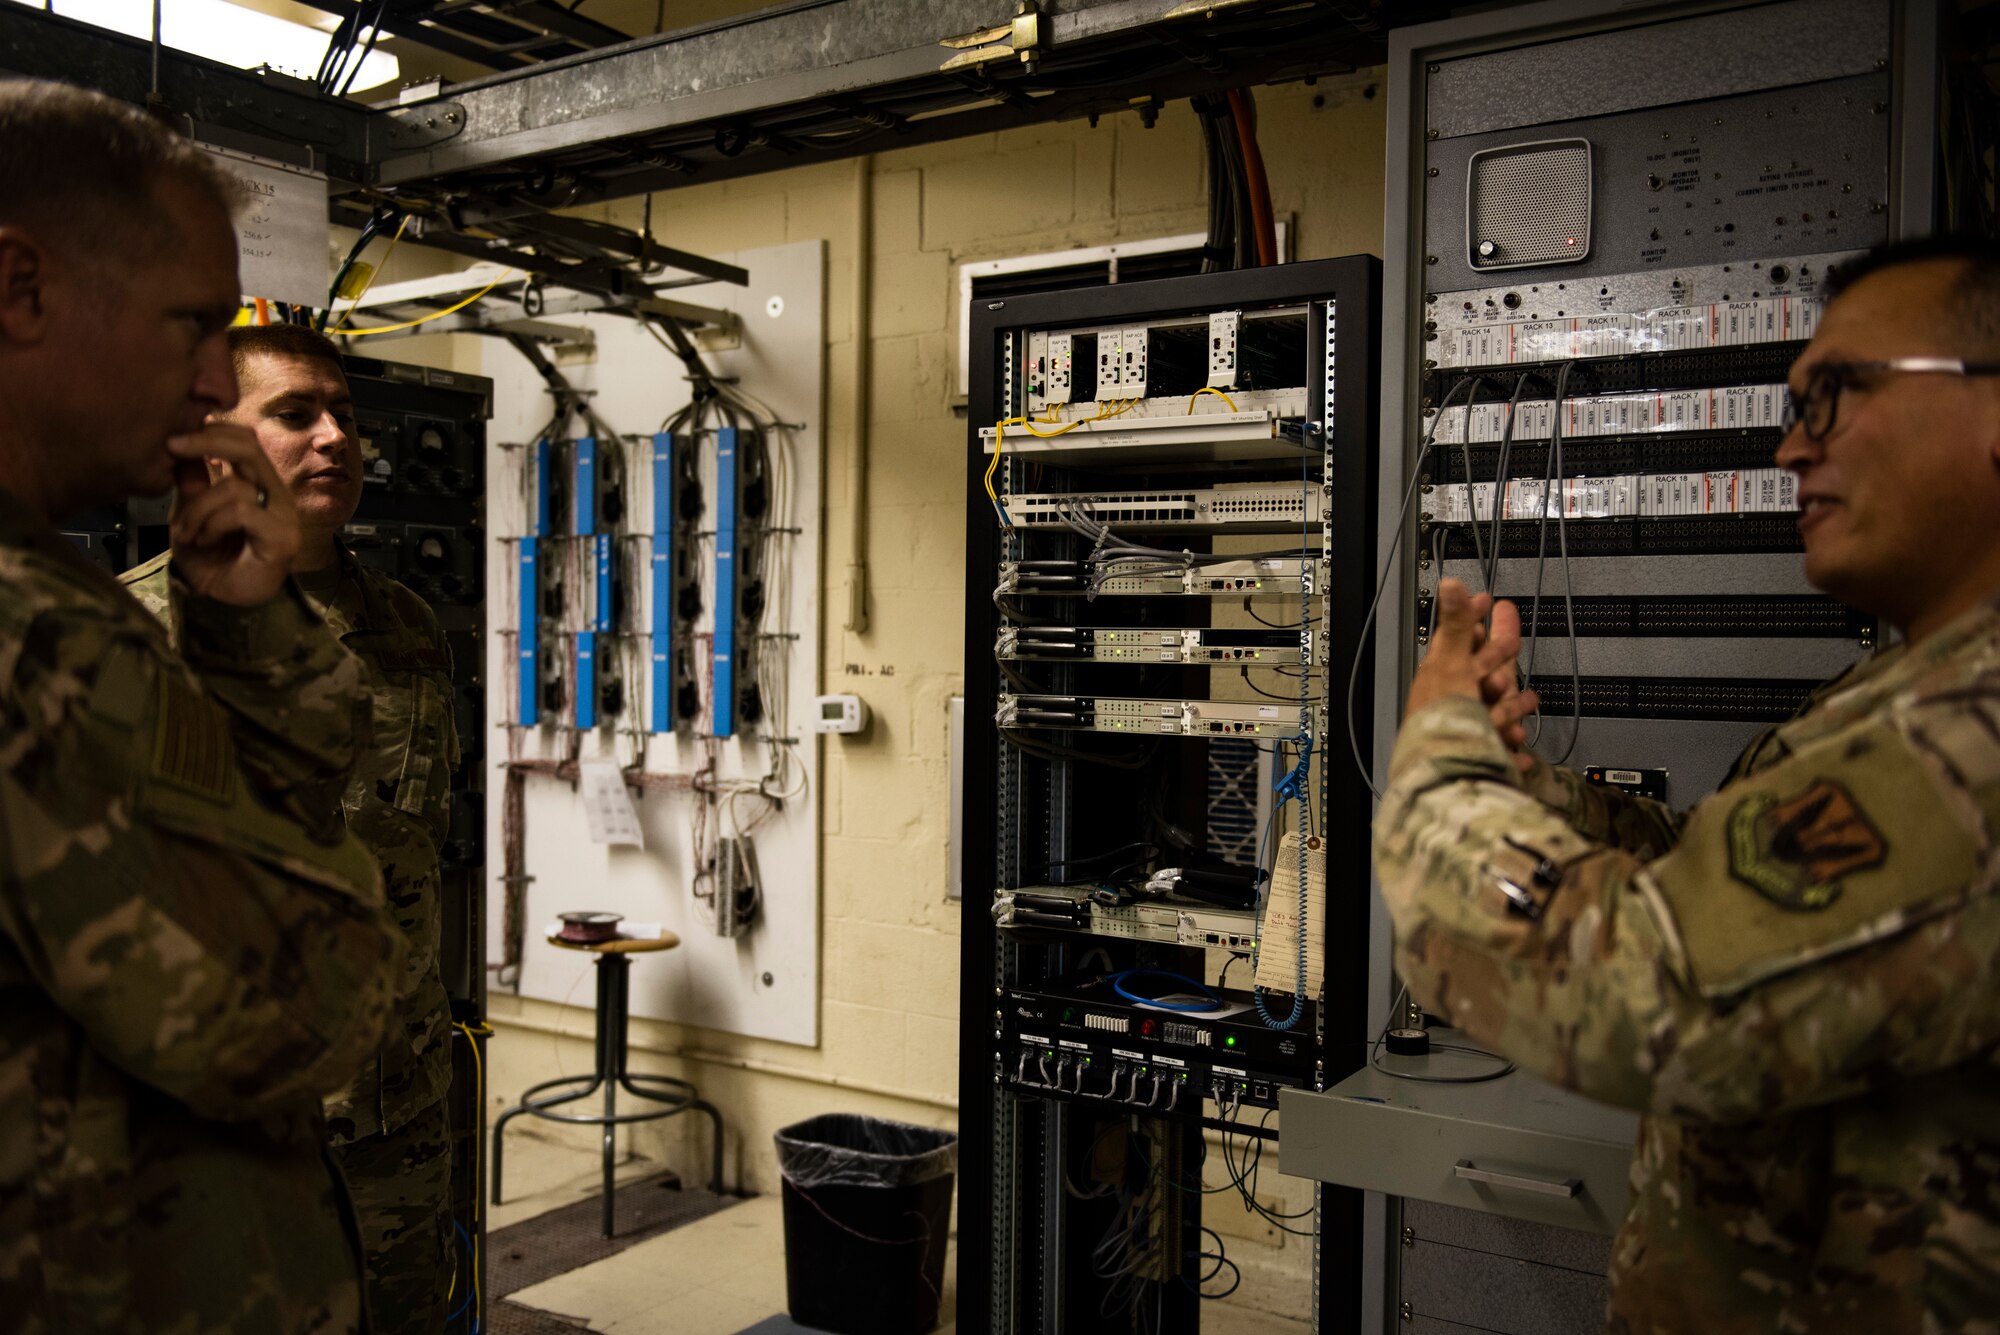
1517;754;1684;859
170;570;368;842
1373;695;2000;1124
0;604;405;1120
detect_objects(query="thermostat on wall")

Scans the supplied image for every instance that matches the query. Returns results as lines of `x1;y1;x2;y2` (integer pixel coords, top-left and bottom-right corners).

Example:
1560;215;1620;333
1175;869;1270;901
812;693;869;735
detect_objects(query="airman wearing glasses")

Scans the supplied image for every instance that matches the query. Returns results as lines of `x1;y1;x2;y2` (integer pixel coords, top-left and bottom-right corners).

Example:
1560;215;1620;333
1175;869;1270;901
1373;236;2000;1332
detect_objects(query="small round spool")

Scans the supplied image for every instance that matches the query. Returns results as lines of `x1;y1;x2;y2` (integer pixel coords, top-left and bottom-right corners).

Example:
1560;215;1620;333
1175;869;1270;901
1385;1027;1431;1057
558;911;624;945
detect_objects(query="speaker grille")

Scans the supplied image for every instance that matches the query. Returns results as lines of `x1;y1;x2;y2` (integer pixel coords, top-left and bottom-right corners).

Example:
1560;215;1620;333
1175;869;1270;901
1466;138;1593;270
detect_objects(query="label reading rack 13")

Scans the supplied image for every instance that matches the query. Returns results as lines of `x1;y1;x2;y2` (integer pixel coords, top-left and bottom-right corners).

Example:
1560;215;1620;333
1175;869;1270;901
958;258;1381;1335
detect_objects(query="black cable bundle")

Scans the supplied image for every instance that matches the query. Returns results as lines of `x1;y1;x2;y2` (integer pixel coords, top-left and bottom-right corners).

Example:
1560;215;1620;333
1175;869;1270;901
1193;94;1246;272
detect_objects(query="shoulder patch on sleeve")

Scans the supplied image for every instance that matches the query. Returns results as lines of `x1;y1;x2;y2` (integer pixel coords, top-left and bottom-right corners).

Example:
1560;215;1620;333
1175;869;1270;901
1651;722;1988;999
1727;779;1886;911
149;670;236;805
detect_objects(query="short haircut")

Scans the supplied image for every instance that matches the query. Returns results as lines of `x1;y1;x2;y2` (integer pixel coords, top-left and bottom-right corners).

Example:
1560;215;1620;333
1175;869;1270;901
0;78;240;274
230;324;348;385
1825;234;2000;352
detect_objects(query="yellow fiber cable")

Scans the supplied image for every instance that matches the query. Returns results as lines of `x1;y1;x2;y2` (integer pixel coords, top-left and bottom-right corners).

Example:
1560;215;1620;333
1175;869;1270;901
453;1021;492;1323
985;398;1145;524
330;213;412;331
1187;386;1238;414
335;274;515;338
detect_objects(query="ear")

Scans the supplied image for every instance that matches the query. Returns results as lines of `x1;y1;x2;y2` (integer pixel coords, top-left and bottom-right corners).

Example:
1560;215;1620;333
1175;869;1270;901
0;230;50;346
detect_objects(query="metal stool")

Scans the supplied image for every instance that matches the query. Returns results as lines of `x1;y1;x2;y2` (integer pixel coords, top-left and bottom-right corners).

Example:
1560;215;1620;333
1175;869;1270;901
492;930;725;1236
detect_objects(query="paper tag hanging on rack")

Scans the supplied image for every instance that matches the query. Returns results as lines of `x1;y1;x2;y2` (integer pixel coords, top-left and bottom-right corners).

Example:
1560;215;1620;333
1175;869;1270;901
1254;832;1325;997
579;759;645;847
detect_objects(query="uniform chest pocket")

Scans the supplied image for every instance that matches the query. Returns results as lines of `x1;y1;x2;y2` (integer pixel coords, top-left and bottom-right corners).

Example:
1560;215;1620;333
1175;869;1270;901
351;668;451;824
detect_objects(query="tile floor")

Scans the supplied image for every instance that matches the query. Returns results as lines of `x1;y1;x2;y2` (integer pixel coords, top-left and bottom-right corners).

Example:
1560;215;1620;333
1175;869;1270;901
492;1130;1308;1335
490;1131;956;1335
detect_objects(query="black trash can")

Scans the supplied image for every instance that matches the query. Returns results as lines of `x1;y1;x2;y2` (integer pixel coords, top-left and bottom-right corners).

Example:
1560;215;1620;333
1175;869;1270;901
774;1113;958;1335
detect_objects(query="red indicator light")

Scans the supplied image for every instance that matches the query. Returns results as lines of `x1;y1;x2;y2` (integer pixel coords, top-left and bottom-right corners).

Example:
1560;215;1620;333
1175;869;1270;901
1565;237;1577;246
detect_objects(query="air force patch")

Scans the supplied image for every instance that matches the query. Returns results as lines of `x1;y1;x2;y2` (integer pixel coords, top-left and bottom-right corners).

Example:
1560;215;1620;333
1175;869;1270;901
1727;778;1887;911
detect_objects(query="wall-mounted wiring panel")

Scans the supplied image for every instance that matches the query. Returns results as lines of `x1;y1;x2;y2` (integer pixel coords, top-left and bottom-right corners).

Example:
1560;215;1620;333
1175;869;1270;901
960;257;1381;1334
489;238;824;1047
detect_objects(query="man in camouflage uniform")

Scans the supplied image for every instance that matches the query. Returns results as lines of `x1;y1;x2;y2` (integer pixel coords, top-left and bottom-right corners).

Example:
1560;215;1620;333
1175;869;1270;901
125;323;461;1335
1373;235;2000;1332
0;83;404;1333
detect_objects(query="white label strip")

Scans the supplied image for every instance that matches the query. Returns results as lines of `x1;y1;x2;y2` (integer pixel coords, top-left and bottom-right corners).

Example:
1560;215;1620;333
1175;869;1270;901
1428;383;1788;445
1426;466;1796;523
1436;296;1824;367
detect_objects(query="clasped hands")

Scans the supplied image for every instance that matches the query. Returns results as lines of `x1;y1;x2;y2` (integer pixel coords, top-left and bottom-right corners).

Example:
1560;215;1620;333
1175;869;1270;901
1403;578;1540;774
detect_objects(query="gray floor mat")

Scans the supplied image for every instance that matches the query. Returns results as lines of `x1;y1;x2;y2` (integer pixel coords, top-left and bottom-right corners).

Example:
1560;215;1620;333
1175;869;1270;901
488;1170;742;1300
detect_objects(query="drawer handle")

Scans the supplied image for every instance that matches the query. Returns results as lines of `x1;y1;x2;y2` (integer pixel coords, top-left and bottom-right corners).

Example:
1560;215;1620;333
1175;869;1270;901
1454;1159;1581;1198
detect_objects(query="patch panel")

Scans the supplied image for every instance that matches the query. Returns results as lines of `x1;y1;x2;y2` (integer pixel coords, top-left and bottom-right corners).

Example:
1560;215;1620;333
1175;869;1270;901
997;693;1313;739
998;556;1315;598
980;398;1310;465
995;625;1308;665
1426;429;1785;484
1433;513;1804;560
1416;592;1869;639
993;886;1260;951
1423;466;1796;523
1428;382;1788;446
1526;673;1821;721
1004;485;1322;532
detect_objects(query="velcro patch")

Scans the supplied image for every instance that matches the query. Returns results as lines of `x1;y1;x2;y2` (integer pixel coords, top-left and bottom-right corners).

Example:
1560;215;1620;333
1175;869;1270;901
150;671;235;805
1727;779;1887;911
1650;724;1984;998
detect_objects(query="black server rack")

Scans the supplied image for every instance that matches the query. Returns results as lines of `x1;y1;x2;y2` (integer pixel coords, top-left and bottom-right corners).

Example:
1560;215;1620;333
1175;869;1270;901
343;355;493;1335
958;258;1381;1333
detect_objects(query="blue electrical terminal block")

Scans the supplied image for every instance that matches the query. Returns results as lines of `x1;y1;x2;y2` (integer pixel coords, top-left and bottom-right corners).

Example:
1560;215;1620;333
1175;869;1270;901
575;435;597;536
518;437;550;727
650;432;675;732
575;632;597;730
574;436;600;730
712;426;738;737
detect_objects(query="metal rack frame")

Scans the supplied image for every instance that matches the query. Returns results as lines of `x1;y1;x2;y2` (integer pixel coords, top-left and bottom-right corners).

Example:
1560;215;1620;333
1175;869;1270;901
958;256;1379;1333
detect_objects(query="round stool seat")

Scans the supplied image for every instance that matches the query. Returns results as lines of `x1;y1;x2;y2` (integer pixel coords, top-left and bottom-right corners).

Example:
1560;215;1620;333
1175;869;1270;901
495;923;723;1234
547;930;682;954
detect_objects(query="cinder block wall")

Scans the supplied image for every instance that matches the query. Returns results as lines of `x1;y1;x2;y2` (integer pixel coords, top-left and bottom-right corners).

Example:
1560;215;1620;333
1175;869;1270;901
434;72;1387;1324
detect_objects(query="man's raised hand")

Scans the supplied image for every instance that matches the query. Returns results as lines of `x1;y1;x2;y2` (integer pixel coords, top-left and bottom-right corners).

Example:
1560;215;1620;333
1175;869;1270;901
167;423;299;606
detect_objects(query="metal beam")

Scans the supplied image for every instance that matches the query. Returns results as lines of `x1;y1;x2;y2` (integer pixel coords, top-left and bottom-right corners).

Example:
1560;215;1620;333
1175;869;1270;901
0;5;372;171
374;0;1026;183
371;0;1408;189
453;210;750;287
286;0;565;70
334;263;740;332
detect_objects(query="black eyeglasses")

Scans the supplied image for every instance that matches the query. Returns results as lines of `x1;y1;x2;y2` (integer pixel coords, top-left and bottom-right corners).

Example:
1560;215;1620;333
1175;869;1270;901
1782;357;2000;442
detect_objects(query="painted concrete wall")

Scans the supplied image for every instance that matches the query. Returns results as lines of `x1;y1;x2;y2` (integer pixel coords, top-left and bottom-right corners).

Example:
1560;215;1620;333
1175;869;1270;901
395;71;1389;1325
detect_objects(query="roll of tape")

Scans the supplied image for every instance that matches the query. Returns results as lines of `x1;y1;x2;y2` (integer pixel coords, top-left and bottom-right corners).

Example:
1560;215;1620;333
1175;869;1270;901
1385;1027;1431;1057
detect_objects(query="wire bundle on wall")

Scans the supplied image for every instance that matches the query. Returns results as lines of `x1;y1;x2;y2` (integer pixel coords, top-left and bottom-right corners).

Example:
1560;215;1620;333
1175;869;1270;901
1193;90;1277;272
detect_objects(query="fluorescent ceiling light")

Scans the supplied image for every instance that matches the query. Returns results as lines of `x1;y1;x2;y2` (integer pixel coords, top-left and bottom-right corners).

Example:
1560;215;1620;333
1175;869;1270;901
13;0;400;92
